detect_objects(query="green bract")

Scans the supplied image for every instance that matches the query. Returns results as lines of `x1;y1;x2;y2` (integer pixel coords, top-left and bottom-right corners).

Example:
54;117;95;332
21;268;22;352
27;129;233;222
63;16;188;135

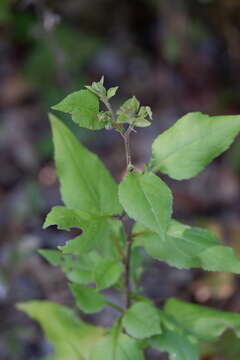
18;78;240;360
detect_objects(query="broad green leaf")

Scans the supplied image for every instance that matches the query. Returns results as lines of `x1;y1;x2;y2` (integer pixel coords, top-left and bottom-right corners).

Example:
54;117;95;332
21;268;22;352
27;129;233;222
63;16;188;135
52;89;104;130
43;206;92;230
165;298;240;342
70;284;106;314
17;301;105;360
94;258;124;290
150;330;199;360
60;218;122;257
119;171;172;238
133;220;240;273
39;249;101;284
149;310;199;360
90;333;144;360
49;114;121;215
151;112;240;180
122;302;162;339
43;205;123;258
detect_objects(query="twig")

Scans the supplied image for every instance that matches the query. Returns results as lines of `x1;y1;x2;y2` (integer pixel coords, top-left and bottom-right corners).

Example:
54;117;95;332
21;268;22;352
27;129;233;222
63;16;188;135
105;301;125;313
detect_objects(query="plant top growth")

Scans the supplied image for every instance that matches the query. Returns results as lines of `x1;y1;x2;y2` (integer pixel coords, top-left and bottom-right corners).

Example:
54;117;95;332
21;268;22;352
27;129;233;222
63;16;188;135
18;77;240;359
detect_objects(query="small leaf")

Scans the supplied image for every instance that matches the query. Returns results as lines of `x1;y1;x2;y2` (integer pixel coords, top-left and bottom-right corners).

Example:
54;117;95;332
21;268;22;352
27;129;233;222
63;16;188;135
17;301;105;360
122;302;162;339
119;171;172;238
90;333;144;360
165;298;240;342
94;258;124;290
138;106;152;120
145;106;152;120
117;96;140;124
122;96;140;113
52;89;103;130
134;117;151;128
49;114;121;215
107;86;118;99
70;284;106;314
151;112;240;180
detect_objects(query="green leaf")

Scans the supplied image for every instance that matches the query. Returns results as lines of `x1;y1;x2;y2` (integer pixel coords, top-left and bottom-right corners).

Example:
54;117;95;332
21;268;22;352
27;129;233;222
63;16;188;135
122;302;162;339
149;309;199;360
39;249;101;284
90;333;144;360
134;220;240;273
94;258;124;290
151;112;240;180
107;86;118;99
119;171;172;238
117;96;140;125
121;96;140;114
60;218;122;257
52;89;104;130
43;206;123;258
43;206;92;230
213;330;240;360
85;77;107;98
134;117;151;128
165;298;240;342
70;284;107;314
38;249;65;266
49;114;121;215
17;301;105;360
134;106;152;127
150;330;199;360
66;253;101;284
139;106;152;120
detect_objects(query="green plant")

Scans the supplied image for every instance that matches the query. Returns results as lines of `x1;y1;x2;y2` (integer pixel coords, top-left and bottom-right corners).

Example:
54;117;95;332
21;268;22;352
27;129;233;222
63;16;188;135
18;77;240;359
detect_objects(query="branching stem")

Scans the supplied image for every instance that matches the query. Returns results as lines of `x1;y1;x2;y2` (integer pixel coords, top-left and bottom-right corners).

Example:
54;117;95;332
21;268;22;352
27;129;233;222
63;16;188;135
104;97;134;309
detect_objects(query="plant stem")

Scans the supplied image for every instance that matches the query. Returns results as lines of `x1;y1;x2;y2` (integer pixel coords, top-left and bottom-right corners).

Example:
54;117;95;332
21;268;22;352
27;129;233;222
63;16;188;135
102;98;124;133
124;233;133;308
122;133;132;169
106;301;125;313
108;101;134;309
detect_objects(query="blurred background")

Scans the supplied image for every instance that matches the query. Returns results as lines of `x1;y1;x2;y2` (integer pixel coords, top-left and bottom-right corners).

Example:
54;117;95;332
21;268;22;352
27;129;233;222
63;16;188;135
1;0;240;359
